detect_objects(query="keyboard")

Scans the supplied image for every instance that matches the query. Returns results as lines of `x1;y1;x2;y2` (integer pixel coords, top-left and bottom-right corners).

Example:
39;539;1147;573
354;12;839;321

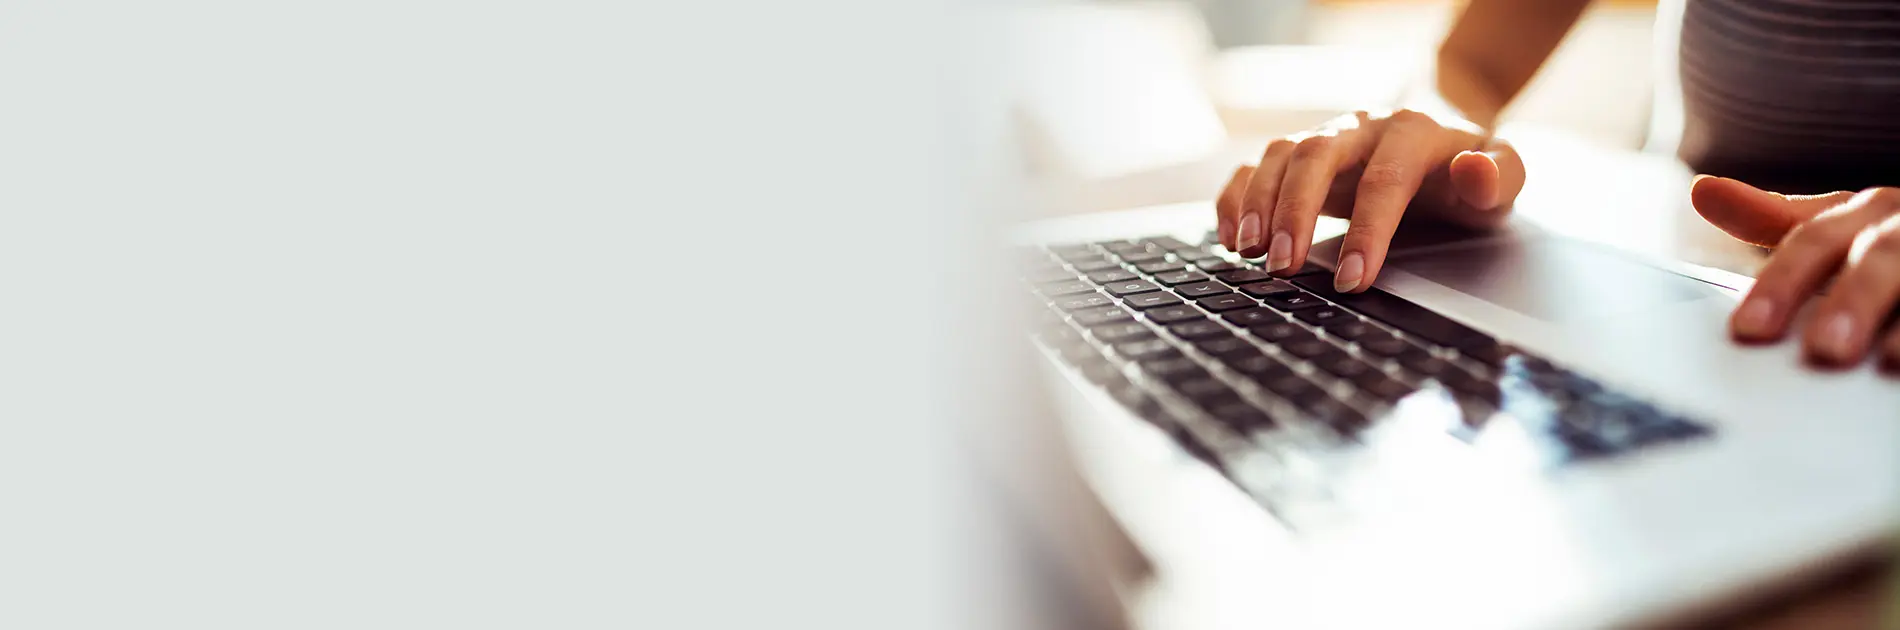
1024;234;1711;491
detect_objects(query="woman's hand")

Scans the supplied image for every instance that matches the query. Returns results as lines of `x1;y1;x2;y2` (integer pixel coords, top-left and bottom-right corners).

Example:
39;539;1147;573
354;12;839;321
1691;177;1900;369
1214;109;1526;292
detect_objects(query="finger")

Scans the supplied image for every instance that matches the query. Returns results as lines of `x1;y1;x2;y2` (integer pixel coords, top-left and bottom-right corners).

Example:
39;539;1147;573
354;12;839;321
1449;141;1525;211
1448;151;1499;210
1335;113;1443;292
1216;165;1255;251
1267;126;1379;273
1399;143;1524;230
1801;212;1900;366
1730;189;1889;343
1881;321;1900;375
1691;176;1853;247
1236;140;1295;257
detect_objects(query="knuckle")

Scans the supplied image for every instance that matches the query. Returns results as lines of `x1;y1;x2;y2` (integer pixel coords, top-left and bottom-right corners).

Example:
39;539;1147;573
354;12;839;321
1357;162;1410;195
1291;136;1333;160
1868;228;1900;257
1274;195;1308;219
1262;139;1297;157
1343;220;1389;243
1782;217;1853;249
1862;187;1900;208
1386;108;1432;127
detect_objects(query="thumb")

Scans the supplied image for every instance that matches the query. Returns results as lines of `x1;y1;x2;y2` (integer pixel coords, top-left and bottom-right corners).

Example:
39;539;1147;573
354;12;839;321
1447;144;1525;211
1412;143;1524;229
1690;175;1850;247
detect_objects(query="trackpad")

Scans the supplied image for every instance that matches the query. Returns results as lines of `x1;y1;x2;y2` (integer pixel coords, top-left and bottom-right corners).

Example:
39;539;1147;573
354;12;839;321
1383;237;1715;323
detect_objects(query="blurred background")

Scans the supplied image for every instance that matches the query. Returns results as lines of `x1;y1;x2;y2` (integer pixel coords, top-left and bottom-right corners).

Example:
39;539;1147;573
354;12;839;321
1011;0;1659;215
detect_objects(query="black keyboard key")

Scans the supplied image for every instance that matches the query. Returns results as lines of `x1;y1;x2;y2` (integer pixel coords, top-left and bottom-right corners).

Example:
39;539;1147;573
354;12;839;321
1071;258;1122;273
1086;269;1138;284
1397;350;1453;376
1247;321;1306;343
1313;351;1377;379
1262;291;1325;311
1214;268;1276;285
1153;270;1209;286
1261;374;1327;405
1280;338;1333;359
1144;304;1205;325
1037;323;1080;345
1206;402;1276;430
1174;280;1232;299
1075;361;1123;385
1175;377;1240;406
1221;307;1283;327
1147;236;1191;251
1325;321;1374;340
1226;353;1296;380
1125;292;1184;310
1194;336;1257;358
1301;398;1366;427
1037;281;1095;297
1053;339;1101;364
1238;280;1299;298
1116;339;1181;361
1295;306;1355;327
1286;261;1330;278
1197;294;1257;312
1118;251;1166;264
1072;306;1135;327
1291;277;1496;350
1195;260;1240;273
1353;373;1417;402
1135;259;1190;274
1138;357;1207;383
1357;333;1412;357
1463;342;1517;366
1091;322;1154;343
1441;371;1502;402
1054;294;1113;311
1102;280;1160;297
1169;320;1230;341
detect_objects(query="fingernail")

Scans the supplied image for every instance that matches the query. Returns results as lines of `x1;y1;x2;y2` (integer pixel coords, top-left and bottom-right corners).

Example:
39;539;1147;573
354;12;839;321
1819;312;1857;360
1334;252;1365;292
1265;231;1292;272
1733;298;1775;338
1236;214;1263;252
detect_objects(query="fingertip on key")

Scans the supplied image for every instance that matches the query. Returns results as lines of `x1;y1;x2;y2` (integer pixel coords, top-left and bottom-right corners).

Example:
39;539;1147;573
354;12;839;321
1334;252;1365;293
1265;231;1292;272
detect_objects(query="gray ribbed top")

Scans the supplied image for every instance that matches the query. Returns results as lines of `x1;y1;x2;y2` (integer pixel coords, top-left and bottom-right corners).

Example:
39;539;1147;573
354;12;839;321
1677;0;1900;192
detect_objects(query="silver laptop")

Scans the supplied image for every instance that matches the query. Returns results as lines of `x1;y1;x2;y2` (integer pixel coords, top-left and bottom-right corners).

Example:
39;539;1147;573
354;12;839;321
1016;203;1899;629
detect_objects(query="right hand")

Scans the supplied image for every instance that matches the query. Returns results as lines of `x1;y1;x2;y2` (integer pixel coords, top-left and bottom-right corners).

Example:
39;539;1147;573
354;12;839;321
1215;109;1526;292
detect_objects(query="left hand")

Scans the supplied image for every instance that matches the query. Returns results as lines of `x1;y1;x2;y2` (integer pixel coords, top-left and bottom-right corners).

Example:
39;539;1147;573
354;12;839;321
1691;176;1900;369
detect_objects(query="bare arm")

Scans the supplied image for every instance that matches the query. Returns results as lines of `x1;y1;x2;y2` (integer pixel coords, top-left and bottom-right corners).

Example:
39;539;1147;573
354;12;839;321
1435;0;1594;128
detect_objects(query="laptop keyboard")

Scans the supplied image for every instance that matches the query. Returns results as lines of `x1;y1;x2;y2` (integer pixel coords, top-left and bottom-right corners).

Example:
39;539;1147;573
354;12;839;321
1025;234;1712;481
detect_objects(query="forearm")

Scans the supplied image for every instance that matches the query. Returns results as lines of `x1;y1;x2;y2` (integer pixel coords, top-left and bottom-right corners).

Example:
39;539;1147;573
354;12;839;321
1415;0;1594;130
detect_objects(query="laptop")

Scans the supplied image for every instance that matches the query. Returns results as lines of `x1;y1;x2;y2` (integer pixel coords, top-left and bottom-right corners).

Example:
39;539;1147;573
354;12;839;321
1016;202;1900;629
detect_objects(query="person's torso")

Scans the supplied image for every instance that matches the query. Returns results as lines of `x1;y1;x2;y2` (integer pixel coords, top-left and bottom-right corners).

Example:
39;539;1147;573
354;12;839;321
1674;0;1900;192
